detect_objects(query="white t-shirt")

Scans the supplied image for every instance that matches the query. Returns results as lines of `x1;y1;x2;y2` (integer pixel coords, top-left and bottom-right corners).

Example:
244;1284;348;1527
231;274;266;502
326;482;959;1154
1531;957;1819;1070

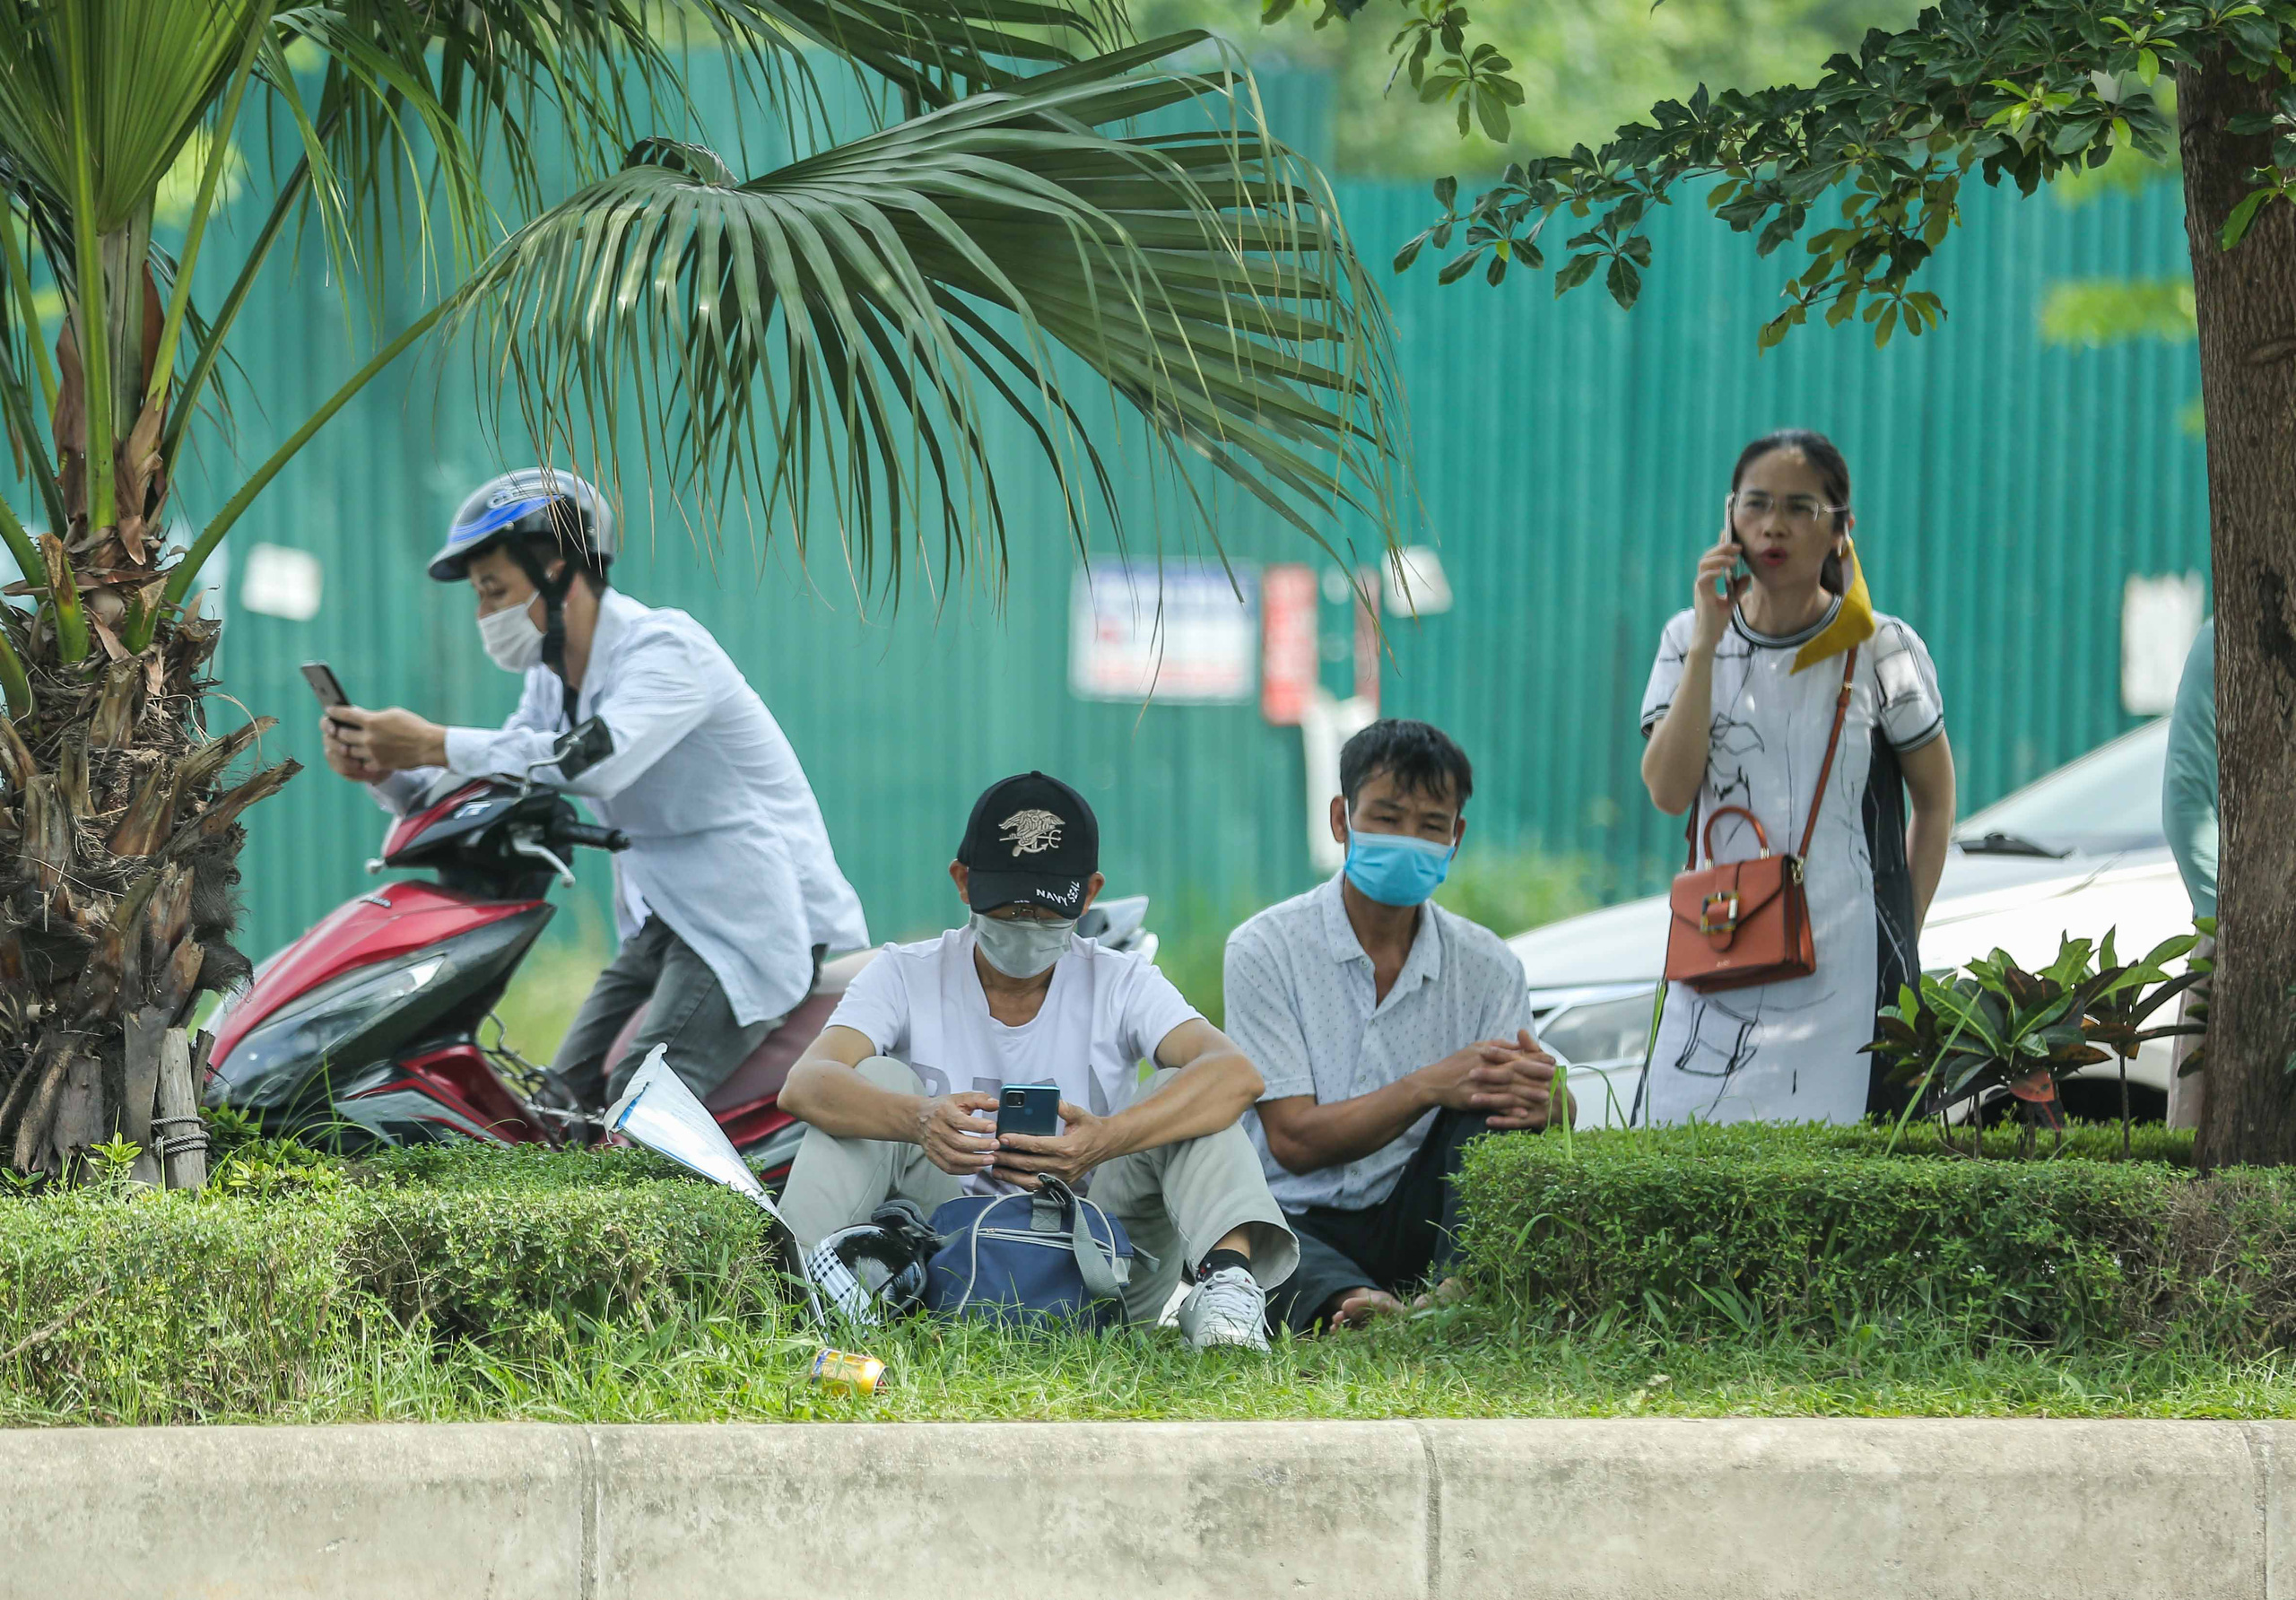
824;926;1203;1194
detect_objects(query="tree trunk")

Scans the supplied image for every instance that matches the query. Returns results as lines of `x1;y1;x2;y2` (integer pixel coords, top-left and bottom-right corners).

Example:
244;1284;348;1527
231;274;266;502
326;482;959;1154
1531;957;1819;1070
0;239;288;1186
153;1027;205;1191
2181;54;2296;1169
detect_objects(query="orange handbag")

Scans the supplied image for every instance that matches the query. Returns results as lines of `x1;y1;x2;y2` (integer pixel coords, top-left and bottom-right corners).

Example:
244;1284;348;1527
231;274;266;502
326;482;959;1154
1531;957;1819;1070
1663;648;1856;994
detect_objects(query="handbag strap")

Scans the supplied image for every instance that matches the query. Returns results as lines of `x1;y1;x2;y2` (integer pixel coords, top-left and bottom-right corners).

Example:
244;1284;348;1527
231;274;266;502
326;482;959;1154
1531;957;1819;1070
1684;645;1858;868
1037;1178;1123;1302
1796;646;1858;859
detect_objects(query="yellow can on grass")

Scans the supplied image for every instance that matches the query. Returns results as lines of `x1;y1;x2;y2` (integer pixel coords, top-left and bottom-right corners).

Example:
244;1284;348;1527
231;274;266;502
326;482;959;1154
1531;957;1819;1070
808;1347;890;1397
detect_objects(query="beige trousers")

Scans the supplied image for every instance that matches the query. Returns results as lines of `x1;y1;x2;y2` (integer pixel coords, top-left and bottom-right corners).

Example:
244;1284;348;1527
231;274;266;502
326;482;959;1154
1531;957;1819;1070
2167;934;2215;1131
779;1057;1300;1324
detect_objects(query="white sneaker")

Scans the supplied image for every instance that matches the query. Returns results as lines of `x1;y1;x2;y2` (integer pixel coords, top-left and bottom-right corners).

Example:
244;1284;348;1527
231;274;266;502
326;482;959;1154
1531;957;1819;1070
1178;1264;1270;1352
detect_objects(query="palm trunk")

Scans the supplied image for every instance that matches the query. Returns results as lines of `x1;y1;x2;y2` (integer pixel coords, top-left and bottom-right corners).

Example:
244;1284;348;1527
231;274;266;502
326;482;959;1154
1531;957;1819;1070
2180;53;2296;1170
0;223;292;1186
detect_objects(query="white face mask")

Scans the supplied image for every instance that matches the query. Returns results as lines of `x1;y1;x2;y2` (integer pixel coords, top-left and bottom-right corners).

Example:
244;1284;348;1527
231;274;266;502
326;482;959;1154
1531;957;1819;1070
970;911;1077;978
477;598;544;674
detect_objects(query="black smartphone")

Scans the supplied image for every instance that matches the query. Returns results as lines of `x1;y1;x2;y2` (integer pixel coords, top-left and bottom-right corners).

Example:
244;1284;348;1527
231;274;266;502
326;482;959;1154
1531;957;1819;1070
1719;496;1746;597
996;1083;1060;1139
300;661;349;711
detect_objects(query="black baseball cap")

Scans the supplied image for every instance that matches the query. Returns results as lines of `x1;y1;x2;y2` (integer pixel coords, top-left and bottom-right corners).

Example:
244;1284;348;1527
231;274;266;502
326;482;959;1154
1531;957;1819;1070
957;771;1099;916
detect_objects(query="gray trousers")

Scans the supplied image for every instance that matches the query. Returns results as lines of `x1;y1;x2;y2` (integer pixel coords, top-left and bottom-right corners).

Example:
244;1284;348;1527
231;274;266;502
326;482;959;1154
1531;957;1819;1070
780;1057;1300;1324
550;917;781;1108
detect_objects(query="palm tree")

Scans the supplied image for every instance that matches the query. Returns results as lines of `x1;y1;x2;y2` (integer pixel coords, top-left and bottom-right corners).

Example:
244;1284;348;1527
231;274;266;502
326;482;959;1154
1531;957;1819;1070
0;1;1407;1185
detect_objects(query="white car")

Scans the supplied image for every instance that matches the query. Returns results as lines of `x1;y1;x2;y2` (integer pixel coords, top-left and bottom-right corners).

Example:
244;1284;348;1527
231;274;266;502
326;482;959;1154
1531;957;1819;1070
1510;720;2195;1126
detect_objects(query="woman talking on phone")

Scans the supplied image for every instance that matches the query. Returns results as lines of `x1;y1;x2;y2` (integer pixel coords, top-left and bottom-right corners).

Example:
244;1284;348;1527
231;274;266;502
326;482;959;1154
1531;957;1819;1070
1637;430;1956;1125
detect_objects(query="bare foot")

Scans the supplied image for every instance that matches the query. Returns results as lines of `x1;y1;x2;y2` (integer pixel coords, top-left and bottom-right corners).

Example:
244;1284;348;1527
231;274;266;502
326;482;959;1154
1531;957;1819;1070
1322;1287;1405;1330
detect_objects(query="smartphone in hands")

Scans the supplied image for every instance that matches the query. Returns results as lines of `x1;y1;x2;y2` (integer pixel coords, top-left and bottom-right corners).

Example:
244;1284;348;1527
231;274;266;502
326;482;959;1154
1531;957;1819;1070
301;660;349;710
301;661;355;734
995;1083;1060;1139
1717;497;1747;599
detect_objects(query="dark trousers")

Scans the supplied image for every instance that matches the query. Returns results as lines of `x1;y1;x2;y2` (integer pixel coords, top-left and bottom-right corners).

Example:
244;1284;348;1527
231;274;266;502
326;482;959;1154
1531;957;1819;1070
550;917;784;1109
1267;1107;1499;1335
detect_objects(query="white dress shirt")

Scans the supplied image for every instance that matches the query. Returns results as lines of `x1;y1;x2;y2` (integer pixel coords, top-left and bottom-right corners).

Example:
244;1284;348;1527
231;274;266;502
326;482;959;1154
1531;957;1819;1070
372;587;866;1025
1224;874;1533;1212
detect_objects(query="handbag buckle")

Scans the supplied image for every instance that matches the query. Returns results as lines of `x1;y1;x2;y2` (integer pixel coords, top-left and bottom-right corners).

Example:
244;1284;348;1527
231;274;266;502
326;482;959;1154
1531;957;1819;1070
1699;891;1741;935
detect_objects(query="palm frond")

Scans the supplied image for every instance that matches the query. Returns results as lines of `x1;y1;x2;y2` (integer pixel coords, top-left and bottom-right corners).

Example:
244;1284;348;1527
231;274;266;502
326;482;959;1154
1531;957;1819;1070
450;34;1407;601
0;0;265;234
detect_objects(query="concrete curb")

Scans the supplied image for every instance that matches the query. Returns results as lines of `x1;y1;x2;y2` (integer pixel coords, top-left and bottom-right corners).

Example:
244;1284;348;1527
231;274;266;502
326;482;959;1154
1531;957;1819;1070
0;1418;2284;1598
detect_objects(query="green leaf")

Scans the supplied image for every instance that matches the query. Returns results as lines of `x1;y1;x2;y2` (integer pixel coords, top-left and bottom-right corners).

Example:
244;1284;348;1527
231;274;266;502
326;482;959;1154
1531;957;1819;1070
1552;251;1599;295
1474;86;1510;143
2137;47;2159;83
1437;248;1480;285
2223;188;2273;250
1605;253;1641;309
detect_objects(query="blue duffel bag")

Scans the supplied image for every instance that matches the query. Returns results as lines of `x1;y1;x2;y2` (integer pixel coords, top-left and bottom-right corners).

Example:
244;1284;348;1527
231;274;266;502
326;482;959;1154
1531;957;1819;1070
923;1177;1152;1332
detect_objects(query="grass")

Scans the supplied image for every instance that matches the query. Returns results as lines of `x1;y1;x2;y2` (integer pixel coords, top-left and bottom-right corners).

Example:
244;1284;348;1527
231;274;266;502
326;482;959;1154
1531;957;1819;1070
1431;843;1606;946
10;1285;2296;1427
491;931;614;1062
21;1118;2296;1428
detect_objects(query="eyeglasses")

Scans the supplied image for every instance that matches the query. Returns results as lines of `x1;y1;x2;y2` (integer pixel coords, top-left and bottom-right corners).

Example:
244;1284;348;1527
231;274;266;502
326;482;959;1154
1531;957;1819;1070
1730;491;1846;529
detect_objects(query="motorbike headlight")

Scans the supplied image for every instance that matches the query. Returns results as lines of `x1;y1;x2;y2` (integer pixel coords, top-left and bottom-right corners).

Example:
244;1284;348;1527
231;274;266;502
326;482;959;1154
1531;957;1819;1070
206;949;449;1111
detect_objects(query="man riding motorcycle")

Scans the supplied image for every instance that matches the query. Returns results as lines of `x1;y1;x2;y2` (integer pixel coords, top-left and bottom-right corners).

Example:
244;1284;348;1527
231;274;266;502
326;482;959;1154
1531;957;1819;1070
321;467;866;1109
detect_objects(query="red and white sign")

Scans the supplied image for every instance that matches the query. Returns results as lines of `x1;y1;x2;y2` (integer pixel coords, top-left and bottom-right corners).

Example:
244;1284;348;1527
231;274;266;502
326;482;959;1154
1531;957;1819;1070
1260;564;1318;726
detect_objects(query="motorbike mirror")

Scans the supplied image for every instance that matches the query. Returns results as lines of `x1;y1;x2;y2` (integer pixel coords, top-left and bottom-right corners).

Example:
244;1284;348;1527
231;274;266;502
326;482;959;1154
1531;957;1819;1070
546;716;614;782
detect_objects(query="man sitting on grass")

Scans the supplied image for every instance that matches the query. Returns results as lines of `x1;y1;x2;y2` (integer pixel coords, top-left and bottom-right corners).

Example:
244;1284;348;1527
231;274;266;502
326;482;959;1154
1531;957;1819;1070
1225;719;1570;1335
778;770;1299;1351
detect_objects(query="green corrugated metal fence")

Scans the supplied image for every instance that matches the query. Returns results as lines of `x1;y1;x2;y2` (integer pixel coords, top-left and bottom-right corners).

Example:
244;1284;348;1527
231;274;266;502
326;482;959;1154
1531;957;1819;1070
146;67;2205;961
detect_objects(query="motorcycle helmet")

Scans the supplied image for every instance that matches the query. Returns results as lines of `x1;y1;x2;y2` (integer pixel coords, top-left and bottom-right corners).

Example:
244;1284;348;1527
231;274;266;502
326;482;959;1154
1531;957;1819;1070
802;1199;937;1326
428;468;618;682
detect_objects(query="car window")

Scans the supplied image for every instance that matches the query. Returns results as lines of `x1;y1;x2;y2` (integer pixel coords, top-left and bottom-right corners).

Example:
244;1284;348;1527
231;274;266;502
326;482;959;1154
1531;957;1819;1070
1955;719;2170;855
1539;992;1656;1068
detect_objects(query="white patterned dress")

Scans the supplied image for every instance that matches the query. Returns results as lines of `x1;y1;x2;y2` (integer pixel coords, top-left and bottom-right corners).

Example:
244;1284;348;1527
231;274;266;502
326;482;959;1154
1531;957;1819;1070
1637;599;1945;1125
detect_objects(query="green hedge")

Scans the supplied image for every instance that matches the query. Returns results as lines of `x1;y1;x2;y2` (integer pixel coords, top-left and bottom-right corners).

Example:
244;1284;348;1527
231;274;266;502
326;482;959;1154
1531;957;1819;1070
20;1122;2296;1423
1455;1122;2296;1349
0;1145;784;1419
0;1192;352;1416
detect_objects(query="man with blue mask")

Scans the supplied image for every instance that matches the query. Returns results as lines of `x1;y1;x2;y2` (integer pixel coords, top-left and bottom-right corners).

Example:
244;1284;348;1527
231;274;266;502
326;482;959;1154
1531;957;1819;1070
1226;720;1570;1335
778;771;1299;1351
319;467;866;1109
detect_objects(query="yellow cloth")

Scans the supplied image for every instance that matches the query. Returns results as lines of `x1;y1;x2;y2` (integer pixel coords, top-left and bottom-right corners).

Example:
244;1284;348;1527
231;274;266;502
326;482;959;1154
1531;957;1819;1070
1791;536;1874;673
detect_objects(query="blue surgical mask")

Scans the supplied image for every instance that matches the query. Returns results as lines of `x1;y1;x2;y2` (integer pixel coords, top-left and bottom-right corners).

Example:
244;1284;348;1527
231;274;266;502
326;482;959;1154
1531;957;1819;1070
1342;828;1455;907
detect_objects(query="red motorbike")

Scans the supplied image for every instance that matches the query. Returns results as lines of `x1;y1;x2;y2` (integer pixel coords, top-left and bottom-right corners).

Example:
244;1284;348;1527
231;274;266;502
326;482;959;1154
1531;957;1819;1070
204;719;1161;1182
203;719;854;1178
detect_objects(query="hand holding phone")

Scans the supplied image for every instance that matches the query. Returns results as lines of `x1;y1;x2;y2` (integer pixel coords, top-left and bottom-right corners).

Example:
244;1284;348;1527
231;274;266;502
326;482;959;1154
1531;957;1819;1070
995;1083;1061;1139
1717;495;1748;597
1691;521;1744;654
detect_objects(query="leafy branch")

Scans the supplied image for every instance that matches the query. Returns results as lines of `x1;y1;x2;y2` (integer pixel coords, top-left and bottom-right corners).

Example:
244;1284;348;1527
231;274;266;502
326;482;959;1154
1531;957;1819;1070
1389;1;2295;345
1265;0;1526;143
